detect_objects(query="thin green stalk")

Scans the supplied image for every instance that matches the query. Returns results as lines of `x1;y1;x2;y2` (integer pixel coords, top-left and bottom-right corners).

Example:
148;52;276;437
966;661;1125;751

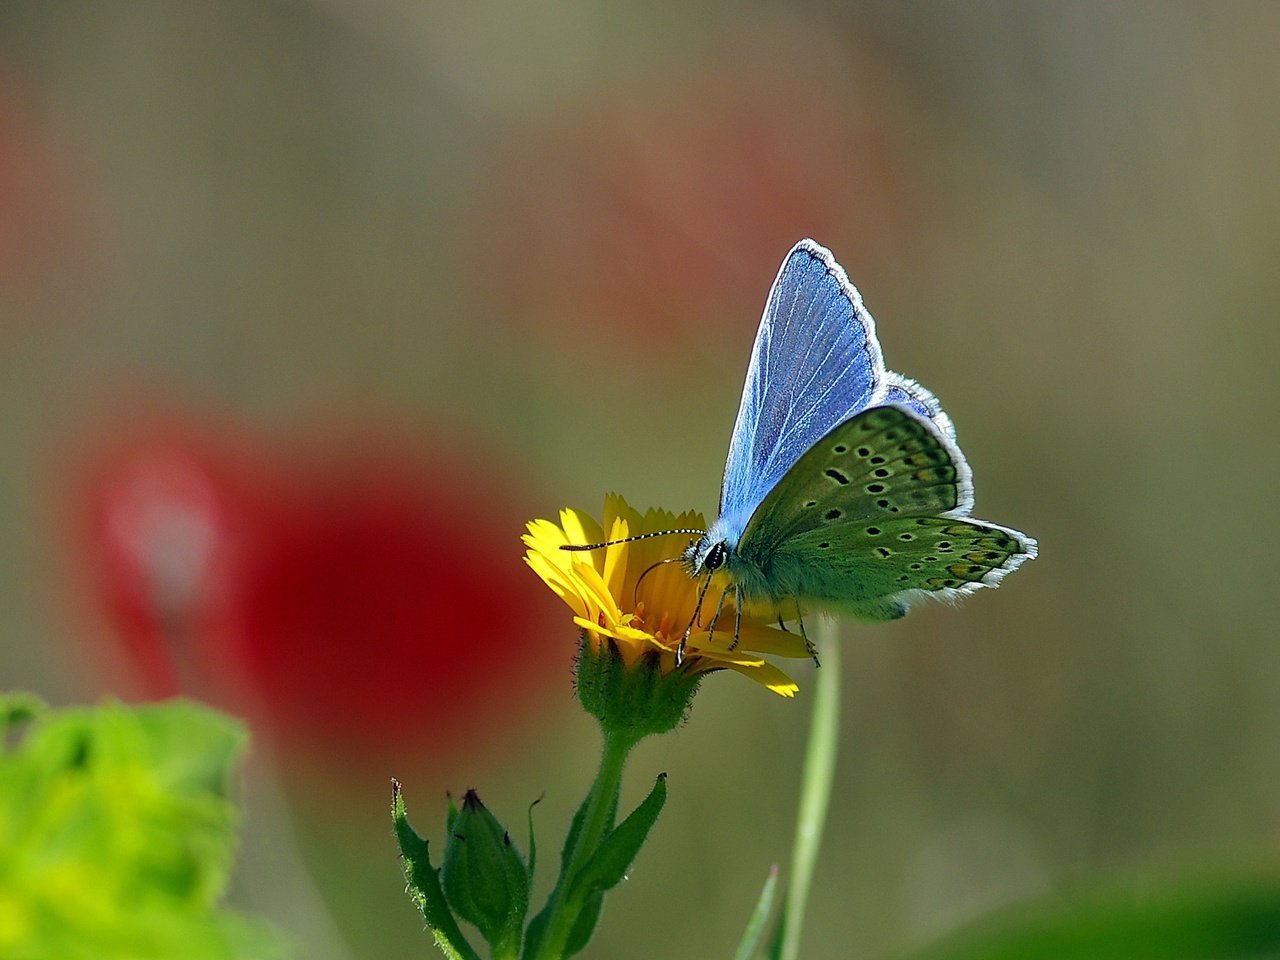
533;729;635;960
780;617;842;960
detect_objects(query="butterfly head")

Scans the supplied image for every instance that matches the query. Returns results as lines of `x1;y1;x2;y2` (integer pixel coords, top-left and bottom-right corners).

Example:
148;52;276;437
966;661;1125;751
682;527;734;578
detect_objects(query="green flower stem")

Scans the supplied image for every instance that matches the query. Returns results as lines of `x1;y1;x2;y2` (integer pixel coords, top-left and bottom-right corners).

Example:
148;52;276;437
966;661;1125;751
533;728;637;960
780;617;843;960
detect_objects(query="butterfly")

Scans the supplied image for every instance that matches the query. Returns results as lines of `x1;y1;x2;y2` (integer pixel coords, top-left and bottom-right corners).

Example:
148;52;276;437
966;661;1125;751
675;238;1037;661
566;239;1037;664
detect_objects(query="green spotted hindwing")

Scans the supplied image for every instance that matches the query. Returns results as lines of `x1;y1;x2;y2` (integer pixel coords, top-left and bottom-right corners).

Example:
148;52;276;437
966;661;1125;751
734;404;1036;621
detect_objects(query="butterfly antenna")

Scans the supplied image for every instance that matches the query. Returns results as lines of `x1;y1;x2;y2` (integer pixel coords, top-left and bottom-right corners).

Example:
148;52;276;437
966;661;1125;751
560;528;704;552
633;556;683;606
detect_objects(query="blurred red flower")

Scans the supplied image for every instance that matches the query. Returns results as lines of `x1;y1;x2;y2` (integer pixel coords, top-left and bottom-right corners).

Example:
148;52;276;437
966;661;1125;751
76;414;562;767
469;21;925;349
81;424;259;699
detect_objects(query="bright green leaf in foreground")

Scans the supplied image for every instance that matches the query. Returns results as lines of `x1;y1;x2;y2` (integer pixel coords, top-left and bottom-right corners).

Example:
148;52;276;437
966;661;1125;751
0;694;281;960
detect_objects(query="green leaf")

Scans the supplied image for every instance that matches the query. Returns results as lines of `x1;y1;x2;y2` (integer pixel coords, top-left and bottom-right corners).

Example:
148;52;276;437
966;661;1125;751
0;694;281;960
733;866;780;960
562;891;605;959
0;691;45;739
902;877;1280;960
555;773;663;960
527;794;543;882
766;900;788;960
523;779;621;959
570;772;667;897
392;780;483;960
561;778;621;885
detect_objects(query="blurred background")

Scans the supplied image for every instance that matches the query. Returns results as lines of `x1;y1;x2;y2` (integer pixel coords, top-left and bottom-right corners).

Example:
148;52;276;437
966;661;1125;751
2;3;1278;958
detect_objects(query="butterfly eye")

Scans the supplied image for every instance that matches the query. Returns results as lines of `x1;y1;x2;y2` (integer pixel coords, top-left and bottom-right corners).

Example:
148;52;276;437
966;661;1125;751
704;541;728;572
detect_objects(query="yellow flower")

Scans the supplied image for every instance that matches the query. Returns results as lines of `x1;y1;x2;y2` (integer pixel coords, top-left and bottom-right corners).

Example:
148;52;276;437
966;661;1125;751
523;494;810;697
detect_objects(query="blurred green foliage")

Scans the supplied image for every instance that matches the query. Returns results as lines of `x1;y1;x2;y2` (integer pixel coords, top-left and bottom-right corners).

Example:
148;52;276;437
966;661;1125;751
0;694;281;960
900;878;1280;960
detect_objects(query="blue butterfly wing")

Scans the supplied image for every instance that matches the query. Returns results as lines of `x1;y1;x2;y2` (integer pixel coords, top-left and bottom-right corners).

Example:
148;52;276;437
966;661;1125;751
882;371;958;442
718;239;887;535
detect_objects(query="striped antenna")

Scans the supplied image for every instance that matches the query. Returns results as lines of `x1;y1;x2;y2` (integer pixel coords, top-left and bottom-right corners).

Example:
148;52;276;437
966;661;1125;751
559;528;705;552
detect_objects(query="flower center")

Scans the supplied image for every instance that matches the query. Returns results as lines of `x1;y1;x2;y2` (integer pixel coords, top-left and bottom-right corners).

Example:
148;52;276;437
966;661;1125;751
633;601;676;645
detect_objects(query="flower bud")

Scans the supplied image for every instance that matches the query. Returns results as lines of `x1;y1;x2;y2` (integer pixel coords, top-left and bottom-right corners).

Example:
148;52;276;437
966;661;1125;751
441;789;529;956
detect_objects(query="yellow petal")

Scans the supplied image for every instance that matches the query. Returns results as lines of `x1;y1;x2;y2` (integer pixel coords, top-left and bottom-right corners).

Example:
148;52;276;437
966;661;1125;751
559;508;604;559
524;554;589;620
719;624;813;659
601;516;629;605
719;659;801;697
569;558;625;626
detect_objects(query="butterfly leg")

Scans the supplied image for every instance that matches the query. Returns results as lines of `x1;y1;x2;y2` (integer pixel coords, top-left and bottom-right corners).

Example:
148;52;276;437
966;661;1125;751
795;610;820;667
704;583;732;647
730;584;744;650
677;571;715;665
